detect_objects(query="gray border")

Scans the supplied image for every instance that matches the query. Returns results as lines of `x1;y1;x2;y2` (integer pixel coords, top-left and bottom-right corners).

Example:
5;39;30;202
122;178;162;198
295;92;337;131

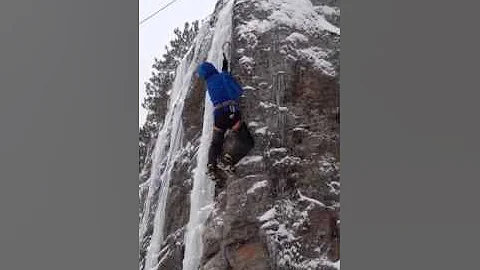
343;0;480;269
0;1;138;269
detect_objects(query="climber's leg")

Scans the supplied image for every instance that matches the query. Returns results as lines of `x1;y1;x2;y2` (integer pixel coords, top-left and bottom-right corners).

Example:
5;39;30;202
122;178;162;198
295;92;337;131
220;110;242;169
208;126;225;168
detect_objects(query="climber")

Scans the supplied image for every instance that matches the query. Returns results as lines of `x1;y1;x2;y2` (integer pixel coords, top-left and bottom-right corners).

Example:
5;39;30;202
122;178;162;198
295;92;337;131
196;54;244;182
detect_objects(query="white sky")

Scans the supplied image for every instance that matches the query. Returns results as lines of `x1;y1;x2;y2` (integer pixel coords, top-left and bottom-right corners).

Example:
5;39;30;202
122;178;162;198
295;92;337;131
139;0;218;127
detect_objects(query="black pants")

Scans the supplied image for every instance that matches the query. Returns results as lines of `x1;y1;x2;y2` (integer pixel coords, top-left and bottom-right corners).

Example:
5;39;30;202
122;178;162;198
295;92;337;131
208;108;241;167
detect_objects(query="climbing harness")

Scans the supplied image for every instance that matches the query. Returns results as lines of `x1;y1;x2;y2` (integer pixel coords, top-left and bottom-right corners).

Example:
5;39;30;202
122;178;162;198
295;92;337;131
214;100;238;120
214;100;237;110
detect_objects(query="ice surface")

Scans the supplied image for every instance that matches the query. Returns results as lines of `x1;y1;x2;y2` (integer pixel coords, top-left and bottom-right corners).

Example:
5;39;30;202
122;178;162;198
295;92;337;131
141;35;197;270
182;1;234;269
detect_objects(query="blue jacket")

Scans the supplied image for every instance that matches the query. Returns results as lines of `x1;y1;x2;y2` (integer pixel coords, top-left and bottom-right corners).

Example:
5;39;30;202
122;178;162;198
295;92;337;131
197;62;244;106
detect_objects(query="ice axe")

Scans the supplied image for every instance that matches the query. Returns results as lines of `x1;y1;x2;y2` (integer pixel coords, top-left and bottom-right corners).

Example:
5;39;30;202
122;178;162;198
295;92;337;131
222;41;231;71
222;41;231;55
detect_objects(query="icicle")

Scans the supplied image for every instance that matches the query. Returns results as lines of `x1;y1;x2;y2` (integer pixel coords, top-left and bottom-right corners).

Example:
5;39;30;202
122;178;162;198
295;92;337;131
140;24;211;270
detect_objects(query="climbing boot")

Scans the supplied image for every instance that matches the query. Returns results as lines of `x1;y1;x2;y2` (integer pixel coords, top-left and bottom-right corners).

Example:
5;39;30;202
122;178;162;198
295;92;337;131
219;154;235;174
207;163;218;180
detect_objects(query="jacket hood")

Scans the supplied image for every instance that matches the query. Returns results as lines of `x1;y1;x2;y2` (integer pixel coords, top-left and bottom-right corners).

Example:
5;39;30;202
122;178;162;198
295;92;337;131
197;62;219;80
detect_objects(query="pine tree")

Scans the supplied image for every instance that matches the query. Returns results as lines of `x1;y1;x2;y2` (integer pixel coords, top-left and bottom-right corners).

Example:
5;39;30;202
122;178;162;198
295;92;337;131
139;21;199;173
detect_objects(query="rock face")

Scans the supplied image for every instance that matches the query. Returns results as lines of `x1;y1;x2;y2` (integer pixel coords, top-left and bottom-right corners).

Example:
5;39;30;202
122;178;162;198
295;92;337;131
139;0;340;269
199;1;340;269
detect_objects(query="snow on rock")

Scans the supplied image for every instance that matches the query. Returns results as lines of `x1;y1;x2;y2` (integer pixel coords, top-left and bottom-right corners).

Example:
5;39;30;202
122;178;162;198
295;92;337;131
237;0;340;38
315;5;341;16
319;154;340;175
243;85;256;91
298;190;326;207
268;147;288;154
285;32;309;44
258;81;269;88
297;256;340;270
286;54;298;62
293;127;309;132
258;207;277;222
238;155;264;165
255;126;268;135
248;121;260;127
298;46;336;76
239;55;255;65
327;181;340;195
236;28;259;49
247;180;269;194
259;199;335;269
259;101;276;108
260;219;280;231
275;224;298;242
273;155;302;167
324;259;340;270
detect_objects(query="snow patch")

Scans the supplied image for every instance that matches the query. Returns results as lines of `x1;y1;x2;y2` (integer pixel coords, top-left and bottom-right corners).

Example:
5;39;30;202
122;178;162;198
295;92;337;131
238;155;263;165
260;219;280;230
268;147;287;154
273;156;302;167
286;54;298;62
319;155;339;174
247;180;269;194
293;127;308;132
316;5;340;16
237;0;340;37
239;56;255;65
248;121;260;127
298;46;336;76
258;207;276;221
255;126;268;135
275;224;298;241
324;259;340;269
285;32;309;44
298;191;325;207
327;181;340;195
259;101;276;108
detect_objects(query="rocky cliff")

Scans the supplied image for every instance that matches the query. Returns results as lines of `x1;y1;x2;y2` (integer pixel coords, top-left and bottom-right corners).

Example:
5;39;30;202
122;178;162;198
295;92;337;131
139;0;340;269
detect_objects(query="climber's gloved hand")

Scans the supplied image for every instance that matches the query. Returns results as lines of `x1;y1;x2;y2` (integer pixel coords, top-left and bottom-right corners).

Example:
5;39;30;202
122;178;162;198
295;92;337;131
222;53;229;72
